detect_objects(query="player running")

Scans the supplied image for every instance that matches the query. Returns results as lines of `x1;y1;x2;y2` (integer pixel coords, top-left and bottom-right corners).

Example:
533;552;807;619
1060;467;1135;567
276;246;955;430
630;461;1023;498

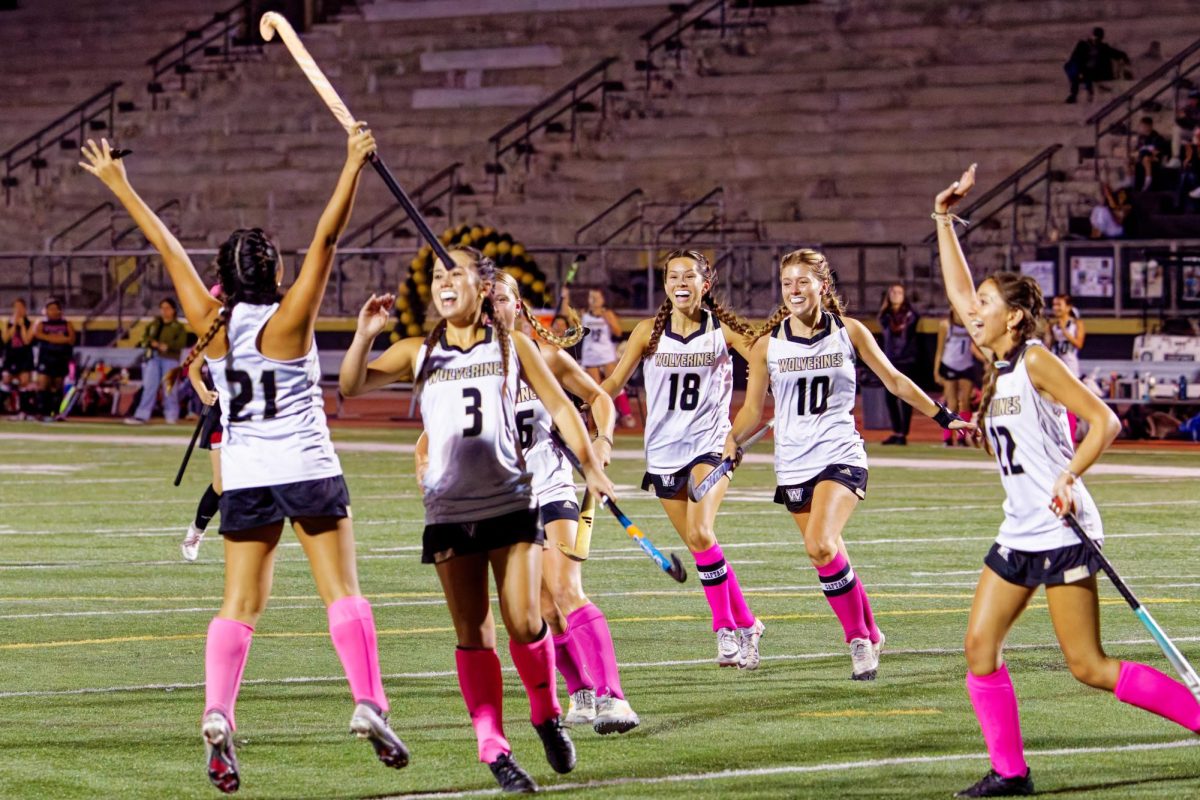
82;128;408;794
728;248;974;680
935;164;1200;798
602;250;764;669
340;247;616;793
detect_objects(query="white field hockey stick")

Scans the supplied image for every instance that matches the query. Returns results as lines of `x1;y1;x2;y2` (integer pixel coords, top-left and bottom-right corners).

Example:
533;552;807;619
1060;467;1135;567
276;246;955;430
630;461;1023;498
556;489;596;562
259;12;455;267
1061;510;1200;703
687;420;774;502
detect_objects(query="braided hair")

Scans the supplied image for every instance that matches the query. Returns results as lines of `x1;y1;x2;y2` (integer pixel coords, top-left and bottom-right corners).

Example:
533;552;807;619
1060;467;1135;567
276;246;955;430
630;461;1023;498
977;272;1044;454
753;248;846;342
645;249;754;356
493;271;584;348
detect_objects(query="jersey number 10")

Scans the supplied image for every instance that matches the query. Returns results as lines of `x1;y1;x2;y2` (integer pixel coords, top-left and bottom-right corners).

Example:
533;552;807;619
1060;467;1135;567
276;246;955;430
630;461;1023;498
794;375;831;416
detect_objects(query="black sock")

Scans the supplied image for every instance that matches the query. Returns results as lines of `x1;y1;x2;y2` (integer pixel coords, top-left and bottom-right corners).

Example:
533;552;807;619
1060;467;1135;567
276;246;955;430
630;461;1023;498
194;484;221;531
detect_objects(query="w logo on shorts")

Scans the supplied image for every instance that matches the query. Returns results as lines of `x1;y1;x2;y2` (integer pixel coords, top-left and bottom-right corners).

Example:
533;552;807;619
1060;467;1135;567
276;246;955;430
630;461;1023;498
660;475;675;488
787;488;806;503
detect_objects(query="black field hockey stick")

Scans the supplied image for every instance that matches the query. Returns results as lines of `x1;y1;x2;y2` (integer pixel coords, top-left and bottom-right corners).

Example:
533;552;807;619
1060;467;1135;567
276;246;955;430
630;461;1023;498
687;420;774;502
551;430;686;582
174;404;212;486
1061;510;1200;703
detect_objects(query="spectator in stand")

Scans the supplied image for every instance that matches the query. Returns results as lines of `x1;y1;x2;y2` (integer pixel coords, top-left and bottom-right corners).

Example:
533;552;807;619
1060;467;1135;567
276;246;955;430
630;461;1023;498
1176;127;1200;210
1134;116;1171;191
2;298;35;415
1176;90;1200;138
32;297;75;421
1090;181;1131;238
1064;27;1130;104
1048;294;1086;443
878;283;920;445
126;297;188;425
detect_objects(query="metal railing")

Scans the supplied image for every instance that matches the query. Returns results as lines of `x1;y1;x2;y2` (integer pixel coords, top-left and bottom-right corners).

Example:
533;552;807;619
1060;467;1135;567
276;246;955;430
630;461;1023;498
486;57;621;195
146;0;257;109
575;188;644;245
1086;37;1200;180
1;83;123;204
656;186;724;244
638;0;729;92
342;163;464;248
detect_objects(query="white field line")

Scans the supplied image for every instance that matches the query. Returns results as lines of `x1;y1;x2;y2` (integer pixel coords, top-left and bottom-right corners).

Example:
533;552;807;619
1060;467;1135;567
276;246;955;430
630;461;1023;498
3;636;1198;701
374;740;1200;800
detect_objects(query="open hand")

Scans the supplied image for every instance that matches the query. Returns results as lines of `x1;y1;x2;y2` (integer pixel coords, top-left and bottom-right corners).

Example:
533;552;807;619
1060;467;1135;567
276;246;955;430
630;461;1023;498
356;293;395;338
78;138;128;188
934;163;977;213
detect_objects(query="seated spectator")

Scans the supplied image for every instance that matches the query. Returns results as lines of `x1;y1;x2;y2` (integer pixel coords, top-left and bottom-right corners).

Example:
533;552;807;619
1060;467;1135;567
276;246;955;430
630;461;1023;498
1064;27;1130;104
1090;181;1131;238
1177;127;1200;210
1134;116;1172;191
1176;90;1200;137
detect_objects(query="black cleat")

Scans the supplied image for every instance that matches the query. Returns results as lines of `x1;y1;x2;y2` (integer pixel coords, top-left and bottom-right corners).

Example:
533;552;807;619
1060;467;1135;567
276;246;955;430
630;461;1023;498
533;716;576;774
202;711;240;794
489;752;538;793
954;768;1034;797
349;701;410;769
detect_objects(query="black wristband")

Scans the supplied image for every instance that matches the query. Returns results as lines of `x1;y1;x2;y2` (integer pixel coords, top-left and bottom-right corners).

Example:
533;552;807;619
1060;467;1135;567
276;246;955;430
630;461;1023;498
933;402;962;430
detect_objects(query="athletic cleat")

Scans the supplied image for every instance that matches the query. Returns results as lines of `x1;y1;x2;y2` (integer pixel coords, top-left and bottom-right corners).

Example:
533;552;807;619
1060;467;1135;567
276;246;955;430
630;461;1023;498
564;688;596;726
202;711;240;794
488;753;538;793
349;701;410;769
716;627;742;667
533;716;576;774
181;522;205;562
593;694;640;735
872;630;886;664
849;637;878;681
738;619;766;671
954;768;1034;797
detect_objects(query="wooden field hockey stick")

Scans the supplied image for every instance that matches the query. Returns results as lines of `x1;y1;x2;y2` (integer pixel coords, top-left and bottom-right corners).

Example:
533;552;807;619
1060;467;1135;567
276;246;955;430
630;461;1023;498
259;12;455;267
174;404;212;486
550;430;686;582
686;420;774;502
1061;510;1200;703
556;489;596;562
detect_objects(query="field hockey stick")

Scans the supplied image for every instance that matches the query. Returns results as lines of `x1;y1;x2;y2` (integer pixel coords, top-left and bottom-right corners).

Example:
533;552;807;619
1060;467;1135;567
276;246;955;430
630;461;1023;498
56;356;92;420
556;489;596;562
259;13;455;268
551;430;686;582
1062;510;1200;703
553;254;585;318
173;403;211;486
687;420;774;502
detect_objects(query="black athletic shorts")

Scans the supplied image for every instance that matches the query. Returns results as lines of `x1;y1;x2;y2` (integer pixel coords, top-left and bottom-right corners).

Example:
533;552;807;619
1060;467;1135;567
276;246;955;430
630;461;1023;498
37;353;71;379
219;475;350;535
3;347;34;375
539;499;580;526
642;452;723;499
984;540;1106;588
422;506;543;564
197;404;223;451
938;363;981;385
774;463;869;513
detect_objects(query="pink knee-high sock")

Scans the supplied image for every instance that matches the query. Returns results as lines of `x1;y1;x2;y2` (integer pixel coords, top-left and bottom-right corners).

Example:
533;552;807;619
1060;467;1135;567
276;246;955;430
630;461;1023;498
855;581;881;645
694;543;735;631
455;647;510;763
614;391;633;418
508;625;562;725
724;562;757;629
1115;661;1200;731
204;617;253;730
966;666;1028;778
567;603;624;699
327;596;389;713
552;629;593;695
816;552;870;642
1067;411;1079;445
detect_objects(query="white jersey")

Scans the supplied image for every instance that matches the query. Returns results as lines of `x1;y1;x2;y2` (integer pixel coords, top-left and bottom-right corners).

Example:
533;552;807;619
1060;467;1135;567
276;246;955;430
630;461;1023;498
207;303;341;491
642;310;732;473
768;313;867;484
988;341;1101;551
580;311;617;367
515;379;578;508
417;327;533;523
1048;317;1081;376
941;323;975;372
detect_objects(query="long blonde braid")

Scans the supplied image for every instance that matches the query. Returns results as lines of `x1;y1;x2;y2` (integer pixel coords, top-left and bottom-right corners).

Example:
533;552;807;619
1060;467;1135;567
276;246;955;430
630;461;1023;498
494;271;585;348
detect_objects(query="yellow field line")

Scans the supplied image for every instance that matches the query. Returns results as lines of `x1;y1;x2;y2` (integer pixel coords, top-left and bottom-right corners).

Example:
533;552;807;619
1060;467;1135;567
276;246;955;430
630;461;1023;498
796;708;942;719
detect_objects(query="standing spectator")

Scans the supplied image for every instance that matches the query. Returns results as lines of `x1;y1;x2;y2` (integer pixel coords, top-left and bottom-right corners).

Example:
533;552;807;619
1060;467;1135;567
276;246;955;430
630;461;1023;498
1134;116;1171;191
878;283;920;445
934;309;981;447
126;297;188;425
1049;294;1086;443
32;297;75;420
2;298;35;415
1064;27;1130;104
578;288;636;428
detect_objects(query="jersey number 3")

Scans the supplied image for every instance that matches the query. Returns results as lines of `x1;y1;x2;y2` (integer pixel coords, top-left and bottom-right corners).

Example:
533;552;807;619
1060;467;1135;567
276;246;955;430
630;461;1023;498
462;388;483;437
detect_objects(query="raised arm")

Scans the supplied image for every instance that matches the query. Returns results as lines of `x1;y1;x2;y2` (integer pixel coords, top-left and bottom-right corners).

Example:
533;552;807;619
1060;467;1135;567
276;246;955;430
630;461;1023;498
79;139;217;327
339;293;419;396
933;163;979;325
600;318;652;396
725;334;770;459
276;125;377;339
545;344;616;465
515;331;615;501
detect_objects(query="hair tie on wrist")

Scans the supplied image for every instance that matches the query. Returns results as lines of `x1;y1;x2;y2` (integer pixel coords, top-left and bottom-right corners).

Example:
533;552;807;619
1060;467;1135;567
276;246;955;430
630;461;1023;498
931;211;969;228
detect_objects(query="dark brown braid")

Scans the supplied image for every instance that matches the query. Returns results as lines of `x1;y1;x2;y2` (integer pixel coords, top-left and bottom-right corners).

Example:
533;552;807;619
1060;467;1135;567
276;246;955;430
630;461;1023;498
412;318;448;394
179;308;227;375
702;293;755;338
643;296;673;357
977;271;1044;454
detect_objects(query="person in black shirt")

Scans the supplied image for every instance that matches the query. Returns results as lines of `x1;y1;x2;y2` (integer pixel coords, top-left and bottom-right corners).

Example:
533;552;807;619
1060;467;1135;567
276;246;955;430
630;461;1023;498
1064;27;1129;104
1134;116;1171;192
877;284;920;445
32;297;76;419
2;298;35;414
